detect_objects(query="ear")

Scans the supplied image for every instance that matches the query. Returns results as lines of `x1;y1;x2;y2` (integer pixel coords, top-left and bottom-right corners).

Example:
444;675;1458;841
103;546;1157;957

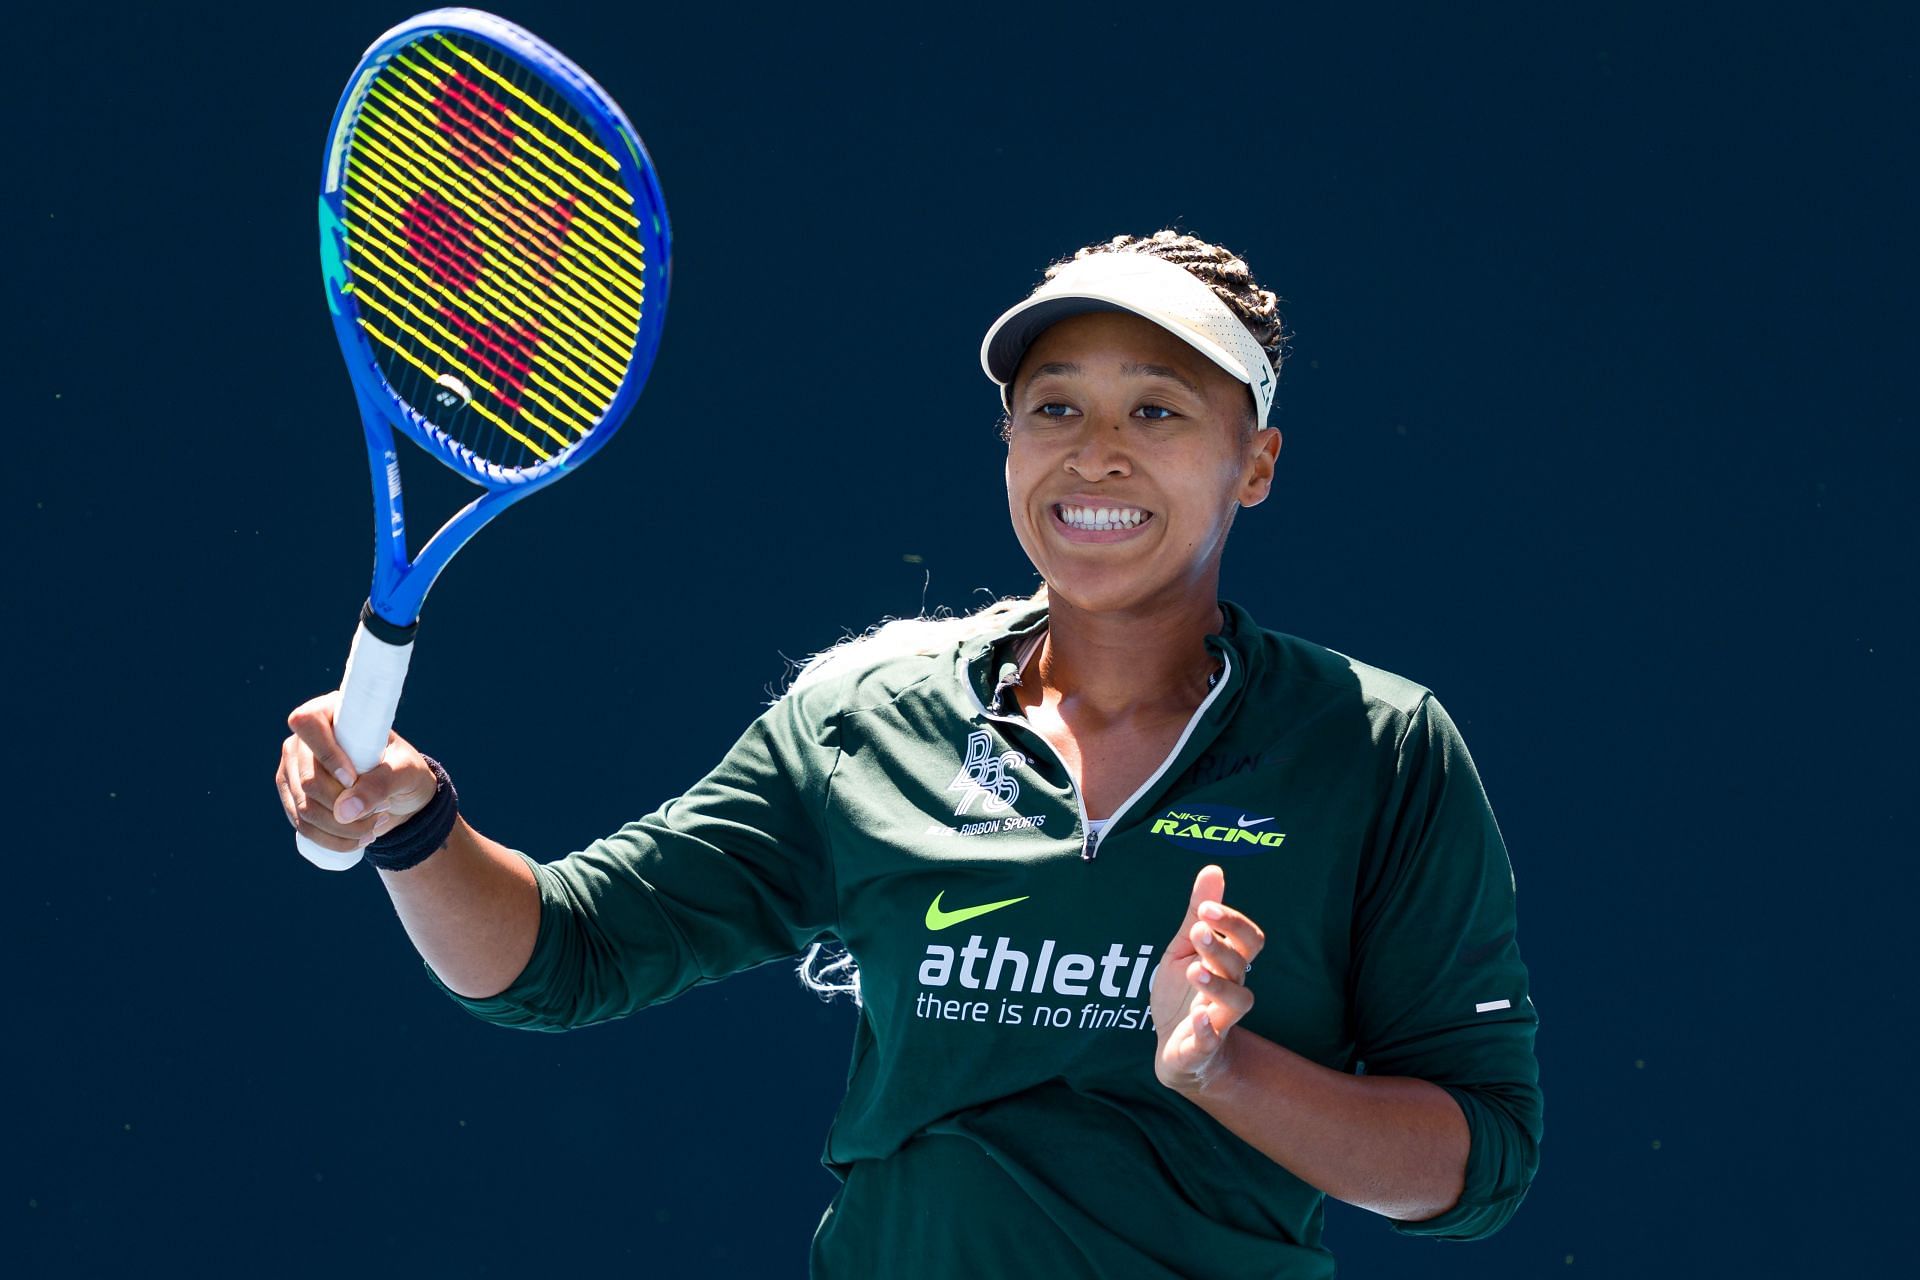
1237;427;1282;508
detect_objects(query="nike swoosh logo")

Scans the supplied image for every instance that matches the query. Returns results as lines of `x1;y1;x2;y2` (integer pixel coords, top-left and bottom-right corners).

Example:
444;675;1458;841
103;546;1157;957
1236;814;1274;828
925;891;1030;931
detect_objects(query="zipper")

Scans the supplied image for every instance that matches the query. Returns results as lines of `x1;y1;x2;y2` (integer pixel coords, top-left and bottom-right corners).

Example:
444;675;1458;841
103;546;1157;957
960;646;1235;863
1076;651;1234;860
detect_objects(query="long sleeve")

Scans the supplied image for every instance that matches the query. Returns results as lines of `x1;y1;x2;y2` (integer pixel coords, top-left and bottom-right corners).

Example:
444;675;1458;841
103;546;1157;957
438;687;843;1031
1350;695;1542;1241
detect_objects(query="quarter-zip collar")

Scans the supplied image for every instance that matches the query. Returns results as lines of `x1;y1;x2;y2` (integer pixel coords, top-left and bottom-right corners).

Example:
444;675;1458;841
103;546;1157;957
956;599;1259;858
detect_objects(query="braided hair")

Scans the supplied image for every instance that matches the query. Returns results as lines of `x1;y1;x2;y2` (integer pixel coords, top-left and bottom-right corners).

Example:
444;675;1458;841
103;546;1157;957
1048;230;1288;379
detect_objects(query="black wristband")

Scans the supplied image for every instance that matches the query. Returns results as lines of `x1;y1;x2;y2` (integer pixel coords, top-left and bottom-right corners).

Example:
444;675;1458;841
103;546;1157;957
365;756;458;872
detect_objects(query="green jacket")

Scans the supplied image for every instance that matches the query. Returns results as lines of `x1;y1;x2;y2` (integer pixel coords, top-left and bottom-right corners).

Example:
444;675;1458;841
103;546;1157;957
445;600;1542;1277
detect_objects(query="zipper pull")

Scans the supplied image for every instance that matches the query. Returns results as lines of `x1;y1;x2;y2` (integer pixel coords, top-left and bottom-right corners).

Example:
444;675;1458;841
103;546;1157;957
988;660;1022;714
1081;830;1097;862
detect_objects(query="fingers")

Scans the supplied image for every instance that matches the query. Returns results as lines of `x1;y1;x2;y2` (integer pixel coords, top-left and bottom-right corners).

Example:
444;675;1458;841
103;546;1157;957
1164;862;1268;1018
279;730;340;820
279;695;390;850
280;736;372;855
1179;869;1260;1038
1184;958;1254;1033
1172;864;1265;984
1189;900;1266;983
287;693;356;789
274;757;304;832
278;694;440;854
337;745;435;827
280;731;382;850
1157;960;1253;1087
1189;998;1232;1055
1154;875;1260;1091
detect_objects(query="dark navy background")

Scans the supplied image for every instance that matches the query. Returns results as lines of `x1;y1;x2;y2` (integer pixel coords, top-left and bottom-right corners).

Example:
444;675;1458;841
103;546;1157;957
10;3;1913;1275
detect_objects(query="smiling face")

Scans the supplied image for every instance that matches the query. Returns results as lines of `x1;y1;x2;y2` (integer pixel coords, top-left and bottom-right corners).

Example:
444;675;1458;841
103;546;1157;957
1004;311;1280;618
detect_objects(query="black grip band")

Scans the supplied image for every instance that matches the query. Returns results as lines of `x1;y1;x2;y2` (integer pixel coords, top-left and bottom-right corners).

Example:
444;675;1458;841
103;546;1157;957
360;600;420;647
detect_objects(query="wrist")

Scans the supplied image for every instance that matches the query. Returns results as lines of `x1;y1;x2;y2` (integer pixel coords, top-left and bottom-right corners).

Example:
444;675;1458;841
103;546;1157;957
1165;1024;1248;1103
364;756;458;871
1191;1033;1244;1098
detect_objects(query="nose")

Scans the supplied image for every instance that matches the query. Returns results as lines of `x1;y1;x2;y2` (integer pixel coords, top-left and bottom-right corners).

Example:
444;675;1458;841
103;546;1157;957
1063;420;1131;481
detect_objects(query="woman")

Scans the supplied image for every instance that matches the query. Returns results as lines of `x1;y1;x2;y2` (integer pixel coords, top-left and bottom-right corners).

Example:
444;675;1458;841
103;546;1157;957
277;231;1541;1277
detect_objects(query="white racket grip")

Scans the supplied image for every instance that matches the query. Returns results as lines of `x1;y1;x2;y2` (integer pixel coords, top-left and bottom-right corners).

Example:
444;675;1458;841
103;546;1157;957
293;619;416;871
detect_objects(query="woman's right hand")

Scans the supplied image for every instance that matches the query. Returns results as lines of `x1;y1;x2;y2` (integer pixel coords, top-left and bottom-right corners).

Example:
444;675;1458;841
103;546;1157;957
277;693;439;855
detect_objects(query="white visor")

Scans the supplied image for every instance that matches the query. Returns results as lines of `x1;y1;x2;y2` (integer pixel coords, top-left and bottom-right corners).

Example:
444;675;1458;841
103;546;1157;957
980;251;1276;428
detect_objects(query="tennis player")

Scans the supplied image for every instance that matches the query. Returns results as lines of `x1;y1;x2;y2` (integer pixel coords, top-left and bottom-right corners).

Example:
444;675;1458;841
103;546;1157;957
277;231;1541;1277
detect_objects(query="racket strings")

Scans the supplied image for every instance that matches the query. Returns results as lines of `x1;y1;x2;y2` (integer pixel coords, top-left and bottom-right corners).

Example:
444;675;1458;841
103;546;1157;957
341;181;626;390
367;67;643;320
336;196;624;437
338;32;648;472
346;110;627;438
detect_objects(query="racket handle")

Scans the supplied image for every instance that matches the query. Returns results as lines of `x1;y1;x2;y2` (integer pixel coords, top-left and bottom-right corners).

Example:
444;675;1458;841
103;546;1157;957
294;614;417;871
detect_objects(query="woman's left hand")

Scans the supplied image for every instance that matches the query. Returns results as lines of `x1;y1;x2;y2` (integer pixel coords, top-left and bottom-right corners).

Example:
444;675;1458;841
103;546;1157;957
1151;864;1266;1095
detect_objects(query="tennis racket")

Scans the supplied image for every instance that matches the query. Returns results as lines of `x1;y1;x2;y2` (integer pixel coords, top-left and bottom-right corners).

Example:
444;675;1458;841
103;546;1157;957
297;8;670;870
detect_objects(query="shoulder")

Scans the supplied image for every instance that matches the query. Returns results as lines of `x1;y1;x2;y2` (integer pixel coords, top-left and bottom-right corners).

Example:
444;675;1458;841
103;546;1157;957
776;594;1046;720
1229;606;1427;708
1223;603;1438;753
780;619;954;714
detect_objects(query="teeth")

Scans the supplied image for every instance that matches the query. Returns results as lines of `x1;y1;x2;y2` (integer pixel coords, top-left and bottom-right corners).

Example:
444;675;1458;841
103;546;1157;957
1058;504;1148;531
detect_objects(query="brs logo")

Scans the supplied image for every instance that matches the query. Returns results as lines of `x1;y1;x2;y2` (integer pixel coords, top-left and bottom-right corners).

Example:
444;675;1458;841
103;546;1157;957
948;730;1025;815
1151;806;1287;855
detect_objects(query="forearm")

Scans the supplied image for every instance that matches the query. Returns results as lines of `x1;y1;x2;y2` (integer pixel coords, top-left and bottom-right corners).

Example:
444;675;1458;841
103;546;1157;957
1176;1029;1469;1222
376;815;541;999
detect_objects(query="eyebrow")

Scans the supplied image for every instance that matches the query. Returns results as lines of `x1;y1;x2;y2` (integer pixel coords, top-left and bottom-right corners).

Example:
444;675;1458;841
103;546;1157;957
1121;361;1203;395
1024;360;1203;395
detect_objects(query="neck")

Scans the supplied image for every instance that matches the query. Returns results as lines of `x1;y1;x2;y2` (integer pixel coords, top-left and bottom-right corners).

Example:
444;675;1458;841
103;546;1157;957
1030;588;1224;723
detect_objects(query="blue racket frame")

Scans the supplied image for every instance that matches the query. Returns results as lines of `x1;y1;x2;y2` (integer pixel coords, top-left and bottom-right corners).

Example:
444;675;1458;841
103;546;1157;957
317;7;671;628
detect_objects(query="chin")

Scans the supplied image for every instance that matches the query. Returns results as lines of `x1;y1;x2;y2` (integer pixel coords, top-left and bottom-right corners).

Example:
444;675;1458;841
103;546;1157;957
1036;571;1162;618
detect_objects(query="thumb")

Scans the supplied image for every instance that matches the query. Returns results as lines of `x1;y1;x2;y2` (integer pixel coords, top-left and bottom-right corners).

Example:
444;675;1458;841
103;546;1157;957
334;739;433;824
1188;864;1225;920
288;692;356;788
1166;864;1225;958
